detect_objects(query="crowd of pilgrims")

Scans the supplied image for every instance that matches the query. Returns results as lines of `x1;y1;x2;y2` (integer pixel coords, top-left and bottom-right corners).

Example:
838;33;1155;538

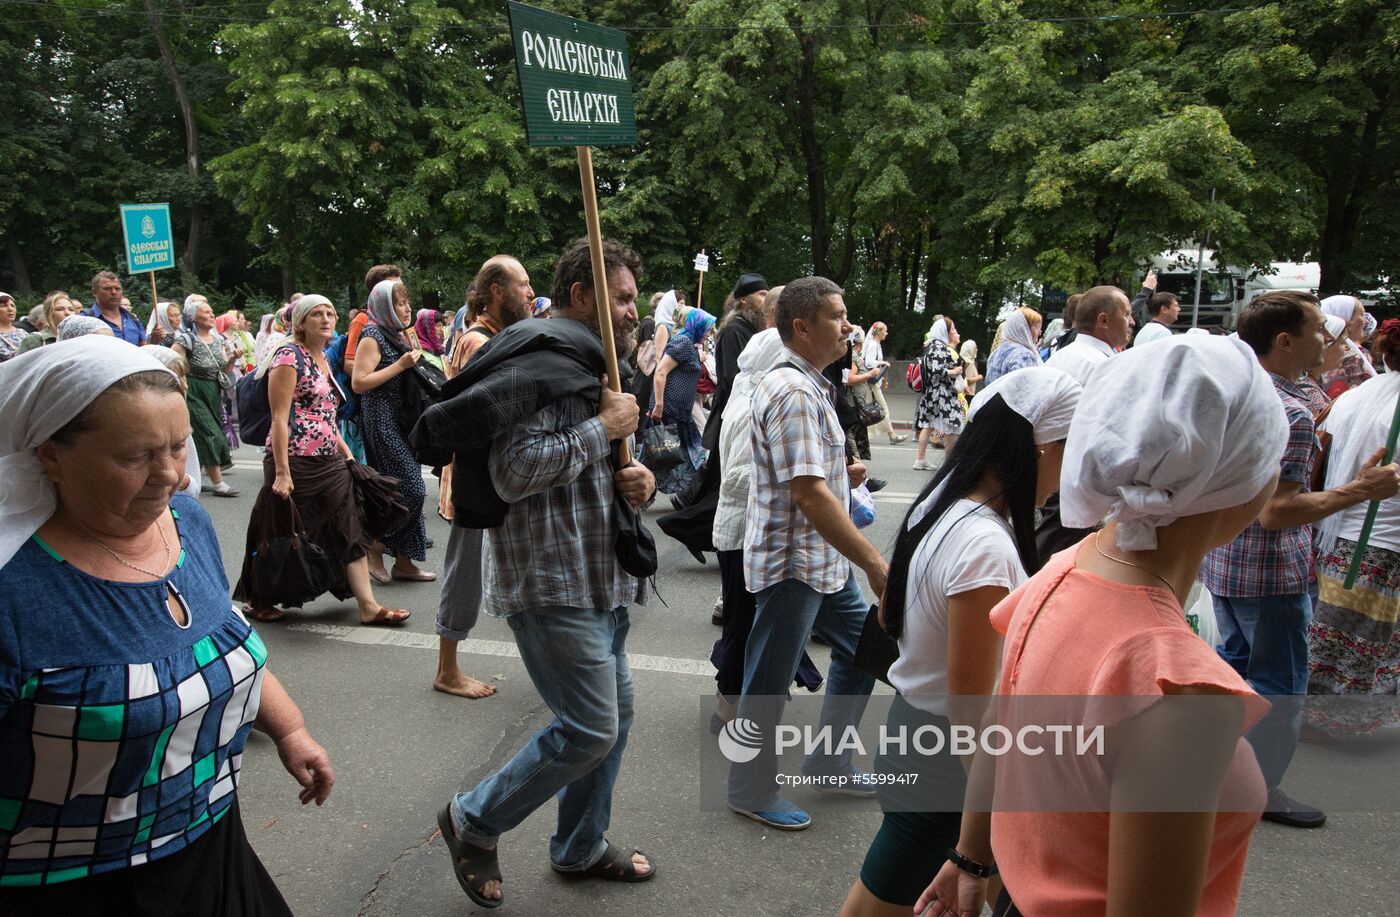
0;256;1397;916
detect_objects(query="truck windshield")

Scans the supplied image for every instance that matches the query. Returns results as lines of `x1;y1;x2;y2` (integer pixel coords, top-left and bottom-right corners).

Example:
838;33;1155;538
1156;272;1234;306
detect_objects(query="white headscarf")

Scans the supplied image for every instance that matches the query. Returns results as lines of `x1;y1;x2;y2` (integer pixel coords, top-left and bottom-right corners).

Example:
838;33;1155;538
182;294;208;330
1317;371;1400;554
959;339;978;363
929;318;950;346
0;337;176;568
1319;294;1358;325
726;328;787;413
968;366;1082;444
1323;314;1347;342
998;311;1043;364
254;294;333;379
145;301;179;338
1060;336;1288;551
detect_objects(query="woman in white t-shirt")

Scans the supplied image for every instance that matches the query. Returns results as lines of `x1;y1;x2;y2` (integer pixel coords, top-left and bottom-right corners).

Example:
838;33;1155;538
841;367;1081;917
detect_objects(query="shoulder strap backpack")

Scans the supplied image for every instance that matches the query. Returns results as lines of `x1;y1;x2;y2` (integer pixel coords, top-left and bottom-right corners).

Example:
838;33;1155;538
906;360;923;392
236;344;307;447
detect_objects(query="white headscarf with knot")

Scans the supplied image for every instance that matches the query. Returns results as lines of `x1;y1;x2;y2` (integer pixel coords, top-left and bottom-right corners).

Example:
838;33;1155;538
1060;335;1288;551
1320;294;1376;375
968;366;1082;444
0;337;176;568
145;301;179;338
253;294;335;379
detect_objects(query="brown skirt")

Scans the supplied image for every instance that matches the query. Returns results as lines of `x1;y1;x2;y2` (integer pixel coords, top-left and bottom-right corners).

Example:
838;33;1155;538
235;454;372;606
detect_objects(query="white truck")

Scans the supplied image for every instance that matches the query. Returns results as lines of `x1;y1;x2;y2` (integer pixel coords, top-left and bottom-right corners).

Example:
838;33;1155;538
1147;250;1320;330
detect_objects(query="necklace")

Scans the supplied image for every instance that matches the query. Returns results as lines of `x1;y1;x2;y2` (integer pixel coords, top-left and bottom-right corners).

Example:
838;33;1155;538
77;518;173;580
1092;530;1176;593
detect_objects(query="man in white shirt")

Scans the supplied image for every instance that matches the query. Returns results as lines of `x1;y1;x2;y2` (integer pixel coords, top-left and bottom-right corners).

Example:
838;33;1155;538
1132;292;1180;347
1045;284;1134;385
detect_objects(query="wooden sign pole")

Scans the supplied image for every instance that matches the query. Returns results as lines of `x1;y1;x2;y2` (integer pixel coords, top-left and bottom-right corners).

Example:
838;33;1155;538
576;144;632;466
695;248;705;314
149;271;159;318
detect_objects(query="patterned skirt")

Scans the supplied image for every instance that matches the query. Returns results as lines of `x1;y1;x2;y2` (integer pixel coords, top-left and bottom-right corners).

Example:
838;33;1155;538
1305;537;1400;736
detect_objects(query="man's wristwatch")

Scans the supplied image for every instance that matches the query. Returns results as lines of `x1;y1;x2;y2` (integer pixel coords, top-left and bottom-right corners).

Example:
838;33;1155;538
946;847;998;878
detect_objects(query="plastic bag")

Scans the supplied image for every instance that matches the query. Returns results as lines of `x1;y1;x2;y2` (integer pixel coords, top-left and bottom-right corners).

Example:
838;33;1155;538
850;483;876;529
640;423;686;476
1186;582;1221;650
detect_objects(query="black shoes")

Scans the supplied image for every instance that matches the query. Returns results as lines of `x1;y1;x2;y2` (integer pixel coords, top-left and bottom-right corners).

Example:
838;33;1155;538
866;477;888;493
1261;788;1326;828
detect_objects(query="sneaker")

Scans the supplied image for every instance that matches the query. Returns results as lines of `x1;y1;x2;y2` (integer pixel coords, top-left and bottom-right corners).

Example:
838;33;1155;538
729;798;812;831
712;595;724;626
809;767;879;799
210;482;239;498
888;434;909;445
912;459;932;471
866;477;888;493
1261;788;1326;828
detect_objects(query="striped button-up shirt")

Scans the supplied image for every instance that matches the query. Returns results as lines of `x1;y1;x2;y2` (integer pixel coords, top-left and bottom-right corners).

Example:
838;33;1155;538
1200;372;1316;597
482;394;647;616
744;348;852;594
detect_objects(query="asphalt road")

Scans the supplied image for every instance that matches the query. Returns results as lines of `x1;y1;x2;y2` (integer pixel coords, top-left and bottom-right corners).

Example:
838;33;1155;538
204;389;1398;916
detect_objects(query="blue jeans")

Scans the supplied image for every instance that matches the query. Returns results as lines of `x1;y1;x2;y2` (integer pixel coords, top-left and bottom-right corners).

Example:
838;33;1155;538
727;573;875;811
1212;592;1311;790
452;606;634;869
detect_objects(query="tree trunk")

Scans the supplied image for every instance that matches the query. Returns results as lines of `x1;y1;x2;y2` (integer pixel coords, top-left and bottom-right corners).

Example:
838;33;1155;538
1318;100;1385;295
793;34;829;277
144;0;204;280
904;230;924;312
5;231;32;296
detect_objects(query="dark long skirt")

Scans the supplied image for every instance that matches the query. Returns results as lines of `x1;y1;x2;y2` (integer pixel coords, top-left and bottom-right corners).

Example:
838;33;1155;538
233;454;373;607
712;549;824;699
187;375;233;468
0;802;290;917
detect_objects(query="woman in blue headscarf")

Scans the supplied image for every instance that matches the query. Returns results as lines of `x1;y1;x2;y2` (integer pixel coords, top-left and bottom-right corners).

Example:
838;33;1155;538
648;304;716;492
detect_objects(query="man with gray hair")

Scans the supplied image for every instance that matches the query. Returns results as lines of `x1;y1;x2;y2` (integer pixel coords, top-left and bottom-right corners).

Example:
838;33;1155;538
727;275;888;831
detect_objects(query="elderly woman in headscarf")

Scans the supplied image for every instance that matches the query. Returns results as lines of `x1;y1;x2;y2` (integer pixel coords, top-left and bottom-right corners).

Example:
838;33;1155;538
1319;294;1376;398
649;303;717;492
920;335;1285;917
56;315;114;341
145;300;182;347
844;367;1080;917
1307;318;1400;737
171;297;239;497
983;306;1043;385
912;317;965;470
234;295;409;627
0;338;333;915
352;278;432;583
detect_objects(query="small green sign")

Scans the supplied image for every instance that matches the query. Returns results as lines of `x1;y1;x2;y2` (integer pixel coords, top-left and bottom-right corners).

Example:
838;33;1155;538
507;1;637;148
119;203;176;274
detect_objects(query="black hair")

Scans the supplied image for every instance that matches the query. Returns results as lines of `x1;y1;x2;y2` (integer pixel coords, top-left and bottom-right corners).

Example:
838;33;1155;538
882;394;1042;639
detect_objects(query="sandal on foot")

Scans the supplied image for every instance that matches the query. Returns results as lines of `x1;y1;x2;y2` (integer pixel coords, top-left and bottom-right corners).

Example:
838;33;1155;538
245;606;286;623
436;804;503;908
361;607;410;627
552;841;656;883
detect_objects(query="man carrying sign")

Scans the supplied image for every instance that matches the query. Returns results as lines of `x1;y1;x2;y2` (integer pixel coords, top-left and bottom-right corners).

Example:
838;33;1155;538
437;238;657;908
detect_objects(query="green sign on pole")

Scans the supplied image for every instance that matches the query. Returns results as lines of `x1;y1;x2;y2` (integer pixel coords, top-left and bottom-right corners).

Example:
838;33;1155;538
506;0;636;148
119;203;176;274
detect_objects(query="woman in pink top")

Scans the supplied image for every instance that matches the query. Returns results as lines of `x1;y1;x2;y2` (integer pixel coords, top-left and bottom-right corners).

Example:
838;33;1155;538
920;336;1288;917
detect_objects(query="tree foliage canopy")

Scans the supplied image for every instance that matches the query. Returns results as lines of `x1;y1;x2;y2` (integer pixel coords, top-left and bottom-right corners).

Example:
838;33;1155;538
2;0;1396;353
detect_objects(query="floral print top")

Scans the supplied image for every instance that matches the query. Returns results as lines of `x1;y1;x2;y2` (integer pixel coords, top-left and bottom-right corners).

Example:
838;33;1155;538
0;329;27;362
271;343;340;457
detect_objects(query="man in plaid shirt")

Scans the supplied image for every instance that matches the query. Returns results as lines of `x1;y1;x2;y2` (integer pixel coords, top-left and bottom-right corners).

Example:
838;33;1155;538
1203;290;1399;828
727;276;890;832
438;239;658;906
